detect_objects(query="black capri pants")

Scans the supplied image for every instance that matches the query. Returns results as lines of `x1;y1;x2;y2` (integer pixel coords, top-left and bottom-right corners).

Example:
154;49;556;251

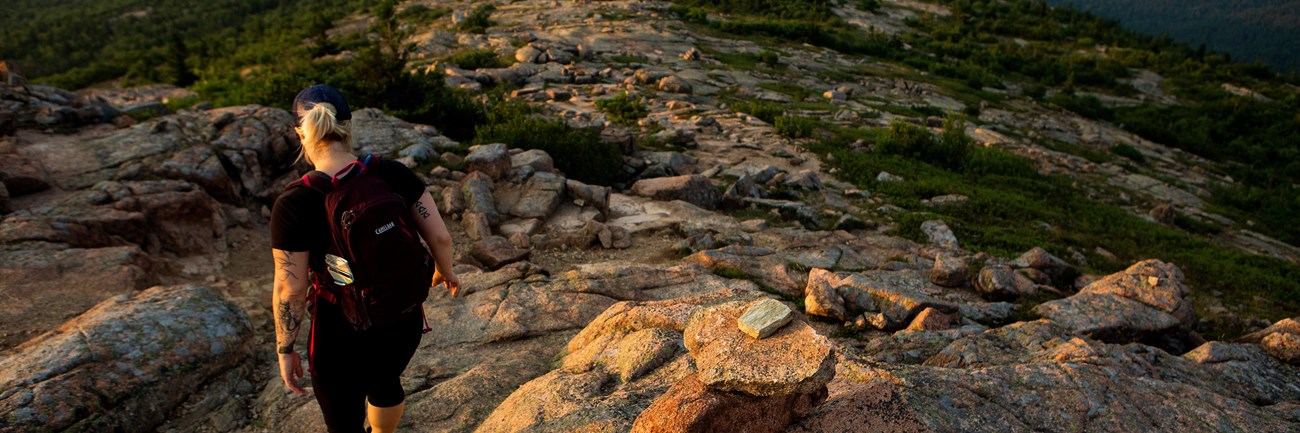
308;300;423;433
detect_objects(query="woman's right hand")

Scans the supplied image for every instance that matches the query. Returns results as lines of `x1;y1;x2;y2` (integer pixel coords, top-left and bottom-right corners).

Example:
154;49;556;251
279;351;308;394
434;269;461;297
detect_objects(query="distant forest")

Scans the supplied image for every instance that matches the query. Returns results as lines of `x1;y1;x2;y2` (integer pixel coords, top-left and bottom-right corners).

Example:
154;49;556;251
1044;0;1300;72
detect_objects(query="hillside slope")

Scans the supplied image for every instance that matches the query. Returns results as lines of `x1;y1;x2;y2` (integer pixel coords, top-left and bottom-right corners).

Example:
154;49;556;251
1045;0;1300;71
2;0;1300;432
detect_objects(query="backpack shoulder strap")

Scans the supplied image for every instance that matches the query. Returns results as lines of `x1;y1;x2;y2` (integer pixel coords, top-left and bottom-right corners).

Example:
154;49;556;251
285;171;334;194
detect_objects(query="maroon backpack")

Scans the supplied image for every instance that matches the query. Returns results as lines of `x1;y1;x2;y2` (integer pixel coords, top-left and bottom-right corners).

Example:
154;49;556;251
287;155;434;332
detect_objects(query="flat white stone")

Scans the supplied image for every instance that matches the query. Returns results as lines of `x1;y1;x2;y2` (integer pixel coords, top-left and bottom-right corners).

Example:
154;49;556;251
737;298;793;339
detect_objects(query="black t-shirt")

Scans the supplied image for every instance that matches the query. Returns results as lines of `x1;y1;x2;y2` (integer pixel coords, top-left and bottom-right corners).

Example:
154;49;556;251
270;158;426;253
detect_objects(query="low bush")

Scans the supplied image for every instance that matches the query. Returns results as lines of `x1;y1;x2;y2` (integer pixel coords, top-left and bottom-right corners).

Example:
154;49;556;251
727;99;782;123
441;48;511;70
774;116;818;139
1111;143;1145;163
596;92;649;126
453;4;495;34
475;114;623;185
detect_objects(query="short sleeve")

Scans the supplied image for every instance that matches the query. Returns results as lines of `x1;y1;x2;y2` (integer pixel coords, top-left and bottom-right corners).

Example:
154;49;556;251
270;187;325;252
373;159;426;206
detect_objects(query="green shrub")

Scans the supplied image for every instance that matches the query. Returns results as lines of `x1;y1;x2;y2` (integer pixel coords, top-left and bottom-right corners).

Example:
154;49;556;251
1048;93;1114;121
397;4;451;24
1111;143;1146;163
441;48;511;70
475;114;624;185
728;99;783;123
875;118;971;171
596;92;649;126
453;4;495;34
774;116;818;138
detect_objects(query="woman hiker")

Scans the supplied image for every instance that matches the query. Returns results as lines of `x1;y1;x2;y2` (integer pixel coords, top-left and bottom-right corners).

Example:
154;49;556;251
270;84;460;433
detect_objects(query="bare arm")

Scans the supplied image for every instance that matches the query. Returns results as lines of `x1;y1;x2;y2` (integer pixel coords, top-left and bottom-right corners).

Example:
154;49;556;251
411;190;460;296
272;249;310;394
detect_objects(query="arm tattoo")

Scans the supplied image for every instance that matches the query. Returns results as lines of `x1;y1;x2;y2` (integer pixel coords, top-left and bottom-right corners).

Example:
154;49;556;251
415;201;432;219
278;299;301;334
275;254;299;281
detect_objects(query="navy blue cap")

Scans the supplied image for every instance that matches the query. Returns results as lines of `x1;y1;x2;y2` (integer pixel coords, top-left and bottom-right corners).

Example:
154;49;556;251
292;84;351;124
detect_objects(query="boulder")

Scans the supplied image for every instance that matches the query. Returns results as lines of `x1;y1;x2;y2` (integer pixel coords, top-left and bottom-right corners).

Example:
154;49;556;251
906;307;959;331
612;328;682;382
465;143;512;180
684;300;836;396
470;235;530;270
1034;260;1197;350
684;246;802;298
630;174;721;210
658;75;693;94
921;220;959;249
974;265;1037;299
566;179;611;219
0;285;252;433
510;149;554;173
804;268;958;330
441;184;466;215
0;153;52;196
721;173;763;208
1011;247;1078;287
630;374;823;433
929;253;968;287
462;211;493;240
1241;318;1300;365
515;44;545;64
510;171;565;219
461;171;499;225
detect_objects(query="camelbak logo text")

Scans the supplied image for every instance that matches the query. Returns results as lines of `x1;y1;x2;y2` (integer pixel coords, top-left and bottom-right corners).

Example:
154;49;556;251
376;222;395;235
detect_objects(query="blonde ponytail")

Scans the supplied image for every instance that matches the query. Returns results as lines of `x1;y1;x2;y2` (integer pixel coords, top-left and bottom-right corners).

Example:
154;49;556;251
296;102;352;163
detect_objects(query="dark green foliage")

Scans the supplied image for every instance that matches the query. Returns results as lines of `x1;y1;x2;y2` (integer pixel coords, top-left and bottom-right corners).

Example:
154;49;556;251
396;4;451;25
813;124;1300;324
595;92;649;126
453;4;495;34
1111;143;1145;163
712;50;781;70
475;101;623;185
1043;0;1300;72
0;0;369;90
875;119;970;171
670;0;902;57
774;116;818;139
440;48;511;70
727;100;783;123
1048;93;1113;121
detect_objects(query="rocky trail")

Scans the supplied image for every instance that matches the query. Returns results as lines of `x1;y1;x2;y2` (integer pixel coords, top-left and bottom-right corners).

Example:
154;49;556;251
2;0;1299;432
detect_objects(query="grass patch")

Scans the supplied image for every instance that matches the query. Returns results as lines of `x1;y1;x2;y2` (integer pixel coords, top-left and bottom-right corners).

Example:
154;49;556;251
475;99;623;185
758;81;815;100
713;50;781;70
805;120;1300;331
596;92;649;126
1111;143;1146;163
774;115;820;139
452;4;495;34
397;4;451;25
440;48;511;70
727;99;783;123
